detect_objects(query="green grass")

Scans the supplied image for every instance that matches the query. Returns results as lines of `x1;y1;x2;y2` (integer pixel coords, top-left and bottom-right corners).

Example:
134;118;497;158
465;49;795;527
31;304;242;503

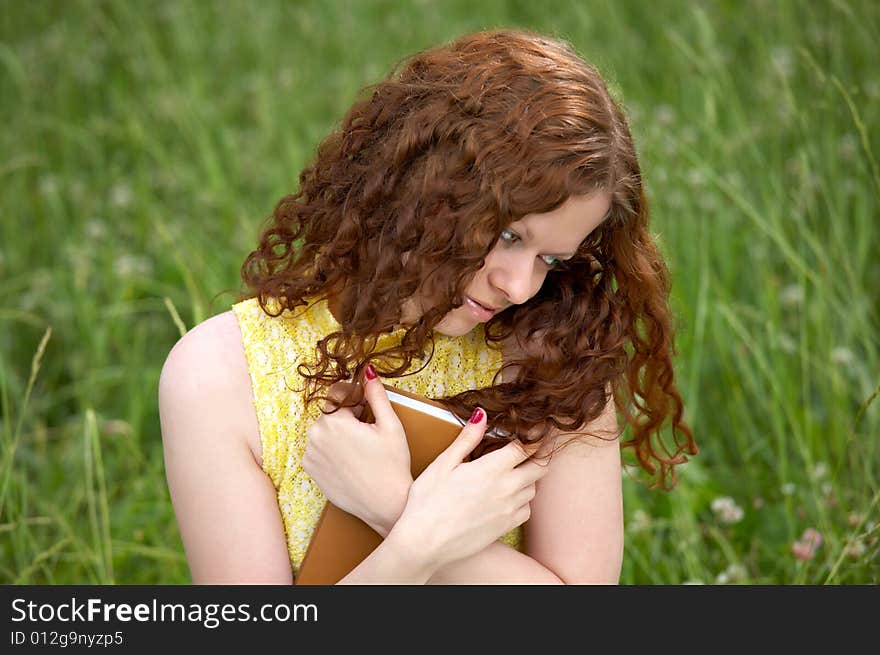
1;0;877;584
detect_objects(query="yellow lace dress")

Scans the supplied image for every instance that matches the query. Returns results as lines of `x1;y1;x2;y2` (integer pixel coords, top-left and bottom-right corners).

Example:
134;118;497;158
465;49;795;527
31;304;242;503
231;295;524;577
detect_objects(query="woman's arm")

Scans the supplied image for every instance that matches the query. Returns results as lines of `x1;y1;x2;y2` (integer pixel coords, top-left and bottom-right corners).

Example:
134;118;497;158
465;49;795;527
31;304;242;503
158;316;294;584
359;323;623;584
521;397;623;584
447;332;623;584
159;314;449;584
306;376;550;583
428;389;622;584
366;396;622;585
305;369;621;583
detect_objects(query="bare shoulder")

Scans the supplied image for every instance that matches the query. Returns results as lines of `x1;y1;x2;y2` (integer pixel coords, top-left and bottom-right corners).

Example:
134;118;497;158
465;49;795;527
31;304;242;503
158;311;292;583
159;310;263;464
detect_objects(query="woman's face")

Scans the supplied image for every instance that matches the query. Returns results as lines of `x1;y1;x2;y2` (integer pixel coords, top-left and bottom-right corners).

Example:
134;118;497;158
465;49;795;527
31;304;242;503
404;191;613;337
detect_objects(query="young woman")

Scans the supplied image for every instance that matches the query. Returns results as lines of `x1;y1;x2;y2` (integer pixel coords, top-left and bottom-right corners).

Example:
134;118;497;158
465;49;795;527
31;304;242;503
158;28;697;584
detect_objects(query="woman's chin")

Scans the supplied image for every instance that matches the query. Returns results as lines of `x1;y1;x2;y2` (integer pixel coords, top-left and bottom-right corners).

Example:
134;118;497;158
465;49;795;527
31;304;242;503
432;308;481;337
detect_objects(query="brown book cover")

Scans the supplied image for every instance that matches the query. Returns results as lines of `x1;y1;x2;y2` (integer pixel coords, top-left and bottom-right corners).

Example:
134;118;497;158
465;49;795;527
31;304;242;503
295;384;483;585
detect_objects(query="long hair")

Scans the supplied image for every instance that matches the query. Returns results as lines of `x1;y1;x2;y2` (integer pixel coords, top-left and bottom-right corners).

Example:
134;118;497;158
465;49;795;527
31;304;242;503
237;29;697;489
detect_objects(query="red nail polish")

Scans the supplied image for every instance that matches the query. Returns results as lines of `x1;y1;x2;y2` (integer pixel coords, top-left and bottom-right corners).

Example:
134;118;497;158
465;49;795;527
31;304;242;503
364;364;378;380
469;407;484;424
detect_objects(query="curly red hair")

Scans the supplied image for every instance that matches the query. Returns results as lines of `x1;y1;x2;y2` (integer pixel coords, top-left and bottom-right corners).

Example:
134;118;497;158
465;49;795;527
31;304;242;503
237;28;697;489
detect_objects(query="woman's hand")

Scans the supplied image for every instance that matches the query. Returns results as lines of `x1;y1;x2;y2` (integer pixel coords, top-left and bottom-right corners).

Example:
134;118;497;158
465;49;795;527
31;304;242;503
387;408;548;571
301;366;413;536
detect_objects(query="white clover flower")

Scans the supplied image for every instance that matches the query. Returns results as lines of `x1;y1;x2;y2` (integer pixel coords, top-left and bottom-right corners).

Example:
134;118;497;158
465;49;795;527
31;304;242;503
39;175;59;196
811;462;829;480
848;512;865;528
710;497;732;513
629;509;652;534
781;482;796;496
831;347;855;367
722;505;743;524
85;219;108;240
699;194;720;212
777;333;797;354
687;169;707;188
843;540;866;558
110;183;133;208
779;284;804;308
114;253;154;278
722;563;747;582
710;497;744;524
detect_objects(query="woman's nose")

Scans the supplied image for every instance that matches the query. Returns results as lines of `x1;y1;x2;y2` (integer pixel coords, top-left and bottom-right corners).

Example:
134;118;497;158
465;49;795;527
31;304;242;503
488;256;540;306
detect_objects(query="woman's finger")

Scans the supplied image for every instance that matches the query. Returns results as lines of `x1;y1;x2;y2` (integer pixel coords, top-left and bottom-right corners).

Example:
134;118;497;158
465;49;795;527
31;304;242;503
481;438;535;471
434;407;487;469
360;365;398;429
513;458;550;485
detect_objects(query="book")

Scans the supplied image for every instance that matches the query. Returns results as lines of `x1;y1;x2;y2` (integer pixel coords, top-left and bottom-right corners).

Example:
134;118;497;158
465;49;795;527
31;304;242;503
295;384;499;585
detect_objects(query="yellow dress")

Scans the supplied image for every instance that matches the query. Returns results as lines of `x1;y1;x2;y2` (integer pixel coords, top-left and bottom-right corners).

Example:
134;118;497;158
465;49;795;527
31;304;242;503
231;294;524;576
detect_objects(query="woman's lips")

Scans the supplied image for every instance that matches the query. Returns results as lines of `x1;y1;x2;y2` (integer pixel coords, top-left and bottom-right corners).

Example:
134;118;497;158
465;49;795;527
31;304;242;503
465;296;496;321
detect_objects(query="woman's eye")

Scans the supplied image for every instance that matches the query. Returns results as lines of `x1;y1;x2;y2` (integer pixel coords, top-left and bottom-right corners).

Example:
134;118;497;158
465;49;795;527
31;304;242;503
499;230;565;269
499;229;518;243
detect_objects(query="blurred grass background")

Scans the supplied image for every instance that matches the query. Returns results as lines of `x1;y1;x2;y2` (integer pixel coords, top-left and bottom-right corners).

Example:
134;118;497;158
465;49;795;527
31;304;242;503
1;0;877;584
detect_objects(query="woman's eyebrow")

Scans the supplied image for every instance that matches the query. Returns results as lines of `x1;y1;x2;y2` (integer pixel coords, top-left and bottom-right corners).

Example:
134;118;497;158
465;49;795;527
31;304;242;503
515;223;578;257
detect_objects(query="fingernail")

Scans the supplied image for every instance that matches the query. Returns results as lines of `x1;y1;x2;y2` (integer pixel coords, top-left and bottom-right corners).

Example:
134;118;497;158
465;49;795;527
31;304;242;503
469;407;484;424
364;364;378;381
